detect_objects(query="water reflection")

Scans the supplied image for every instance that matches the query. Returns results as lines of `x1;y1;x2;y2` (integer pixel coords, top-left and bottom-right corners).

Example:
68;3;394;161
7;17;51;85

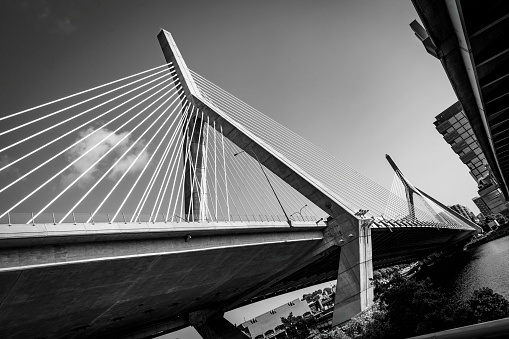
418;235;509;302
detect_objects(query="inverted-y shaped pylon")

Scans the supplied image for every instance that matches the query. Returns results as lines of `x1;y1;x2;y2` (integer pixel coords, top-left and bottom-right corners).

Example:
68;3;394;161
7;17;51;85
157;29;357;222
386;154;481;231
386;154;418;220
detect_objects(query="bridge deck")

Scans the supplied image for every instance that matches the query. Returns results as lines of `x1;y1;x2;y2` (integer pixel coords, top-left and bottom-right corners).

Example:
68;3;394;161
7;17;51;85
0;222;325;338
0;222;472;338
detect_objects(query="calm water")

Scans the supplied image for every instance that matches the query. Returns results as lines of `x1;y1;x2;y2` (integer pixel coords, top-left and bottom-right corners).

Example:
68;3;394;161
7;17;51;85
419;235;509;301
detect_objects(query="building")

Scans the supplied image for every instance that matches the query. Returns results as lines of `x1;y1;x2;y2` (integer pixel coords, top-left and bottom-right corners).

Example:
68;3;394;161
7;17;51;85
239;298;311;339
434;102;488;182
448;204;475;222
473;196;490;218
477;176;509;216
434;102;509;216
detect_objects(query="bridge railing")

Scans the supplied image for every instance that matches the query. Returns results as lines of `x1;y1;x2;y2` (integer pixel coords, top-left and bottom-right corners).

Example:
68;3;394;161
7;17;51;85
0;213;319;225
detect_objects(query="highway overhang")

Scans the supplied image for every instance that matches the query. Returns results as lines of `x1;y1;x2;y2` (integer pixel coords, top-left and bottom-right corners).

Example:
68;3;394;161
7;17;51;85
411;0;509;200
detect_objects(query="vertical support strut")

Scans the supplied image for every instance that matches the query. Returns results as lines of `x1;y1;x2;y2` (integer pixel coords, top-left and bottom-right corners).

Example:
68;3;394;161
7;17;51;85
183;114;208;221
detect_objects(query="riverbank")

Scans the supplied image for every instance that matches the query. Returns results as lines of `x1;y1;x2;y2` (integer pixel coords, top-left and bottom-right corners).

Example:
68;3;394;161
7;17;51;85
417;234;509;303
465;225;509;250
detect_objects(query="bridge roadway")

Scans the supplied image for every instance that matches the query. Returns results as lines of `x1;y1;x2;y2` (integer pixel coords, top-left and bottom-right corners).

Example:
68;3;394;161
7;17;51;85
0;218;473;338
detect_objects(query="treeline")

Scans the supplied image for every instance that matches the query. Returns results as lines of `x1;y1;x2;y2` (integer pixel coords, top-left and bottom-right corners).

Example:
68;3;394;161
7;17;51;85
302;287;334;303
315;272;509;339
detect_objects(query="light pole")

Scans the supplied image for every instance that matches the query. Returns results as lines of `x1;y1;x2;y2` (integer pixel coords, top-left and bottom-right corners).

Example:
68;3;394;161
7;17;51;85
290;204;308;221
234;150;292;227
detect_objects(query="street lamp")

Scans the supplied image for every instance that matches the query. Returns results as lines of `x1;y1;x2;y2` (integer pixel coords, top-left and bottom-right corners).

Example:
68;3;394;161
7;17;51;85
290;204;308;221
234;150;292;227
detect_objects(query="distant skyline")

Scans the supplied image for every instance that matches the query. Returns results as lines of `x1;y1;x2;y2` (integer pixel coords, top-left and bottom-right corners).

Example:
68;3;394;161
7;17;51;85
0;1;481;338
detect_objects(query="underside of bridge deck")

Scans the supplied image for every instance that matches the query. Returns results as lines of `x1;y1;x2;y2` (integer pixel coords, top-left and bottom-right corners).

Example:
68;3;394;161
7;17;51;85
0;221;473;338
232;227;472;311
0;223;325;338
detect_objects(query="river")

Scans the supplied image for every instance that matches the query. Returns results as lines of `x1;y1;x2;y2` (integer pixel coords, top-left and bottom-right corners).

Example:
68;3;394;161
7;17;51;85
418;234;509;301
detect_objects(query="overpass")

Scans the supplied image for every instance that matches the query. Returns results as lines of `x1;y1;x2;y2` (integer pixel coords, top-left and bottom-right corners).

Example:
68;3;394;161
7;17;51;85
411;0;509;202
0;30;478;338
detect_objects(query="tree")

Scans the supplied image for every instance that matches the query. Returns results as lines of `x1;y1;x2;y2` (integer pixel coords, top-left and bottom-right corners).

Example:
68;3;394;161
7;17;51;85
465;287;509;323
357;273;509;338
280;312;316;339
302;289;323;303
365;273;455;338
314;327;352;339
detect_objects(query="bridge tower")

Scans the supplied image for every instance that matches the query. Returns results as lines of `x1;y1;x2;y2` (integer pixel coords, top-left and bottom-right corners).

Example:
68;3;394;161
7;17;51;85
158;31;208;222
157;29;376;332
385;154;482;232
386;154;417;219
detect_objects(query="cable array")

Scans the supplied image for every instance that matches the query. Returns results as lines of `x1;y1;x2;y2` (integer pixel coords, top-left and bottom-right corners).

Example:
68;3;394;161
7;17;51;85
0;63;322;225
381;173;472;229
0;60;474;231
190;69;474;230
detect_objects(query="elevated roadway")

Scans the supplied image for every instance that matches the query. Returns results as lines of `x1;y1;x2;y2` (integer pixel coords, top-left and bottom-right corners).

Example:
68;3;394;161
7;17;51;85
412;0;509;201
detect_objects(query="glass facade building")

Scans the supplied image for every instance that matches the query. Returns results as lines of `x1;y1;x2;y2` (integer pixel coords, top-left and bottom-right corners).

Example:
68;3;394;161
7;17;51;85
434;102;488;182
472;196;491;218
434;102;508;216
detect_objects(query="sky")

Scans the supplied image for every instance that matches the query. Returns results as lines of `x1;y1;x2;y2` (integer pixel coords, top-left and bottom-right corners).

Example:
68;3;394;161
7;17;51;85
0;0;481;338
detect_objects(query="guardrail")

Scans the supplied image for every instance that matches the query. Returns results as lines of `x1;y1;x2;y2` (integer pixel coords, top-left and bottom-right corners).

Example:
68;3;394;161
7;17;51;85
0;213;320;225
408;316;509;339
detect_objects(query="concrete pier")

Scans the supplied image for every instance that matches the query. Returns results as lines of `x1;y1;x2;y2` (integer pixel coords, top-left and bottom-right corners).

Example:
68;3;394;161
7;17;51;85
332;218;374;326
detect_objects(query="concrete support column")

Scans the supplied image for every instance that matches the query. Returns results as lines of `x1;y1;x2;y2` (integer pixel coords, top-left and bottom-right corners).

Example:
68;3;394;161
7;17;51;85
183;116;208;221
332;220;373;326
190;312;247;339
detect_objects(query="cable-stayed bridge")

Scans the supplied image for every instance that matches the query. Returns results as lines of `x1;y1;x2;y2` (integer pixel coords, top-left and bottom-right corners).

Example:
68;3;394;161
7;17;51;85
0;30;479;339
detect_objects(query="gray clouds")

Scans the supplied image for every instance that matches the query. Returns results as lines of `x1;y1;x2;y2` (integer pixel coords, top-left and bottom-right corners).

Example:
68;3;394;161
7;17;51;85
10;0;79;35
61;127;150;188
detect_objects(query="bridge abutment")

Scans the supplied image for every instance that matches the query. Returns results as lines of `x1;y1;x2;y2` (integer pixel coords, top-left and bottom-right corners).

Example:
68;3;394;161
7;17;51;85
332;219;374;326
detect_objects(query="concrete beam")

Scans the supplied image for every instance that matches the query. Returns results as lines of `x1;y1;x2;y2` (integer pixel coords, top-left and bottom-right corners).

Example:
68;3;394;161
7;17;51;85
0;224;322;270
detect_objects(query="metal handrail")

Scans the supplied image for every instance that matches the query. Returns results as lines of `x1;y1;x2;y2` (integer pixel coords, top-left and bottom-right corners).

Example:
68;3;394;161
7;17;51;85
407;316;509;339
0;212;319;226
